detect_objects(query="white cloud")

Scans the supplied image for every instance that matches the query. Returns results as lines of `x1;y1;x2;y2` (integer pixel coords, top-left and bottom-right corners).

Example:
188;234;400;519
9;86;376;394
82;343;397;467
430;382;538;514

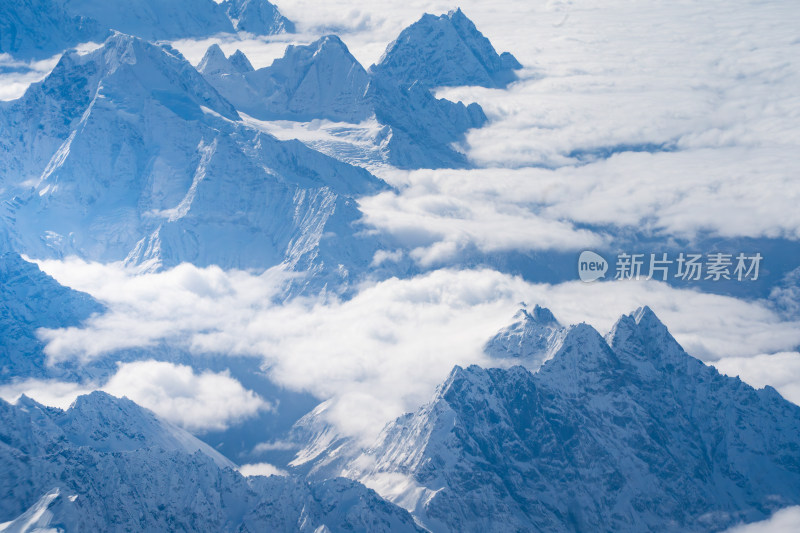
0;379;92;410
34;258;288;364
360;147;800;264
102;361;272;433
724;506;800;533
33;260;800;441
0;360;270;433
238;462;288;477
359;179;607;264
713;353;800;405
0;54;61;101
253;440;296;453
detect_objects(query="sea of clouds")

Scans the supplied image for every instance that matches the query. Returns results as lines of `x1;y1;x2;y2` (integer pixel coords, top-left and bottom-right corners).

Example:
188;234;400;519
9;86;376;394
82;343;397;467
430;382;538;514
1;0;799;451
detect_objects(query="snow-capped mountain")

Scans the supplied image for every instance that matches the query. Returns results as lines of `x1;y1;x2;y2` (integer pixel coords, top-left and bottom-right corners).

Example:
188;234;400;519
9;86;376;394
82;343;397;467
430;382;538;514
369;8;522;89
0;391;424;532
293;306;800;532
0;0;106;60
0;33;399;292
0;252;102;383
221;0;295;35
198;18;494;169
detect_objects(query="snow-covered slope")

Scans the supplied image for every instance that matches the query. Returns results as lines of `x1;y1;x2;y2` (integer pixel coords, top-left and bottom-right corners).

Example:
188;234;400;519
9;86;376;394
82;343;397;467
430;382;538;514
0;33;396;293
367;75;486;169
62;0;235;40
0;392;424;532
0;252;102;383
297;307;800;532
221;0;295;34
0;0;106;60
370;8;521;89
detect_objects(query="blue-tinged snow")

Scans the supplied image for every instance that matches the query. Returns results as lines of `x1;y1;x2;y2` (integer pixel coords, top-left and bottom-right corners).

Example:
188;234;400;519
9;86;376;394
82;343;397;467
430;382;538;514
0;392;424;532
483;304;567;371
369;8;521;89
0;0;295;63
293;306;800;532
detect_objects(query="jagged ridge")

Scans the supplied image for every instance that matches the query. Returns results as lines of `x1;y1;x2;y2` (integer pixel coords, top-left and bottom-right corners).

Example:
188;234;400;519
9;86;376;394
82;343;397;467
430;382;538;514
297;306;800;532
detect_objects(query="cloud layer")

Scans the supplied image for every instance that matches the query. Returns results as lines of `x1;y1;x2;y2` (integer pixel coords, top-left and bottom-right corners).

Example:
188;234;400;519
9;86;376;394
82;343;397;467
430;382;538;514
27;259;800;441
0;360;270;433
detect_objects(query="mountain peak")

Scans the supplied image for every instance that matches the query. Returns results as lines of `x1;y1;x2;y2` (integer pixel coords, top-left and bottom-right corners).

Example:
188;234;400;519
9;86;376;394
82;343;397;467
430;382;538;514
632;304;661;326
334;306;800;531
1;390;423;532
59;391;236;468
229;49;254;73
606;306;690;370
484;304;565;370
371;8;521;89
241;34;371;122
66;32;239;120
523;304;559;325
198;43;234;75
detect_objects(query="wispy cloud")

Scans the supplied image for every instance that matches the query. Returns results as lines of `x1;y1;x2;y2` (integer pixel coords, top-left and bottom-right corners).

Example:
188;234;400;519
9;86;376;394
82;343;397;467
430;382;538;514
724;506;800;533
